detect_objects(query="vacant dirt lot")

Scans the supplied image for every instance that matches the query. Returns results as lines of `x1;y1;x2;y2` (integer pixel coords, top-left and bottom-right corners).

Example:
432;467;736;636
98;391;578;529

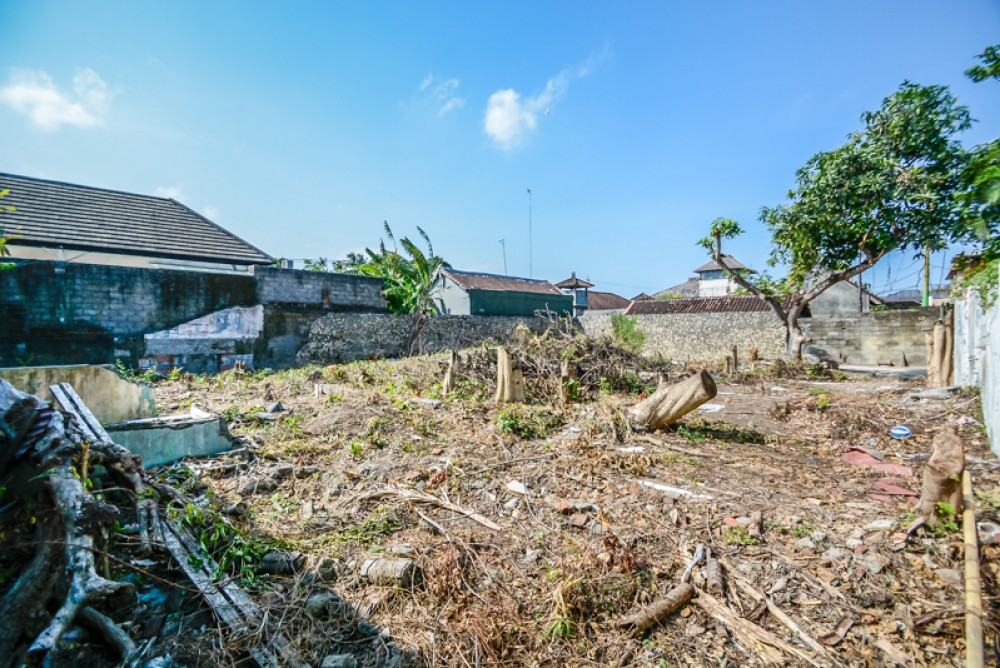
131;337;998;668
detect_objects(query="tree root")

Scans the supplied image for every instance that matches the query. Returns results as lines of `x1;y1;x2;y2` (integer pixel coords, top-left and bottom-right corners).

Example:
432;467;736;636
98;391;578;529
0;380;152;667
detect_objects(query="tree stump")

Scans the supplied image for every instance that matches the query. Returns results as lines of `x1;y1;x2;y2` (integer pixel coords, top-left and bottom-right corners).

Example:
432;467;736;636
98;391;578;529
628;370;717;430
926;312;954;388
560;359;575;404
916;426;964;519
494;347;524;404
442;349;459;395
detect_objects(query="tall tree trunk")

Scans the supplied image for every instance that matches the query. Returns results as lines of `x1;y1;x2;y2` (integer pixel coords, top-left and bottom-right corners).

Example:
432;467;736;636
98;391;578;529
786;311;810;360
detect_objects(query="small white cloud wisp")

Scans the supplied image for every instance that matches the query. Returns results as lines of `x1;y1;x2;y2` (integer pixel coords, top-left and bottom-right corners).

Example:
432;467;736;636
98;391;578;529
0;68;110;131
420;74;465;117
484;51;606;150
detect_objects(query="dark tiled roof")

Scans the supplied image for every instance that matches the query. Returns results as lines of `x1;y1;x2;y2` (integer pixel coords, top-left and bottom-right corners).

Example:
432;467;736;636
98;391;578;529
587;291;630;310
625;296;785;315
693;255;754;274
631;292;654;301
0;173;274;265
441;268;563;296
654;277;699;299
555;273;594;289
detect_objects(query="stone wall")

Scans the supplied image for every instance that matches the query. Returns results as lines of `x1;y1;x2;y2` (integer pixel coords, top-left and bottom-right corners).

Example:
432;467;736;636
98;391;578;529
0;260;385;367
578;311;787;362
802;308;940;366
297;314;557;365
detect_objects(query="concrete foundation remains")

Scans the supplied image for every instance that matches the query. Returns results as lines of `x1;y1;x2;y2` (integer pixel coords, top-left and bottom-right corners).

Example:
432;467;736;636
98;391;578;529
106;412;234;468
0;364;156;424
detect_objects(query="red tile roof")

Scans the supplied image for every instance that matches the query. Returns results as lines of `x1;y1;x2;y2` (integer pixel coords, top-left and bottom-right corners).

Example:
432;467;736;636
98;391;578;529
555;273;594;289
587;291;630;310
441;268;563;296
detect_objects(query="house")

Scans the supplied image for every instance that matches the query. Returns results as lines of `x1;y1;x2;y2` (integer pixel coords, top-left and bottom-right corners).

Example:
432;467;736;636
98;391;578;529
655;255;755;298
433;268;573;317
0;172;274;274
587;291;631;312
555;273;593;316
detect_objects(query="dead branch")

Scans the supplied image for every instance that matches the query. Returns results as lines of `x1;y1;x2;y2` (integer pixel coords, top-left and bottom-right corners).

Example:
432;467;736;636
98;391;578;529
353;487;501;531
693;589;823;667
615;583;694;636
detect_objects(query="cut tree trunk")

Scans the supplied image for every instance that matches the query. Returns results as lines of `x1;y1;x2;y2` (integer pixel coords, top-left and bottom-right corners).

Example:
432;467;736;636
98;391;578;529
628;370;717;430
560;359;575;404
916;426;964;520
494;347;524;404
926;313;954;388
442;349;459;395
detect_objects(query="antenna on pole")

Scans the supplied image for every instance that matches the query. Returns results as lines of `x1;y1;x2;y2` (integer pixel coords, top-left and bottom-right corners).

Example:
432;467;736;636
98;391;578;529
499;239;507;275
527;188;533;278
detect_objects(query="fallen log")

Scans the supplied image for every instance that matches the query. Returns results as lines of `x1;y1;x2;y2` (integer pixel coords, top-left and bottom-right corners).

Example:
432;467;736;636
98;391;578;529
628;370;717;430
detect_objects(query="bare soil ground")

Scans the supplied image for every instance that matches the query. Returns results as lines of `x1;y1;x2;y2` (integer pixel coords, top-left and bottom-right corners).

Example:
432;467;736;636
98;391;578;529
4;331;995;667
133;342;998;668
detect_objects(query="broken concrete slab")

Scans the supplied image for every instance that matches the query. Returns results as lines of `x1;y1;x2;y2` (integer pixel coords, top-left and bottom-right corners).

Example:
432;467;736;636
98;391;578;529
106;412;232;468
0;364;155;424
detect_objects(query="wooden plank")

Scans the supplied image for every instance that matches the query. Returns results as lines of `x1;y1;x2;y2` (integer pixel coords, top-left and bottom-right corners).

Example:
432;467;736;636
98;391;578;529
49;383;113;444
161;518;304;668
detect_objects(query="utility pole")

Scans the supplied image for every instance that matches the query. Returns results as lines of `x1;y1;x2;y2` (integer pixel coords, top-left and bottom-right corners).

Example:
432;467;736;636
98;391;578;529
527;188;533;278
922;244;931;307
499;239;507;275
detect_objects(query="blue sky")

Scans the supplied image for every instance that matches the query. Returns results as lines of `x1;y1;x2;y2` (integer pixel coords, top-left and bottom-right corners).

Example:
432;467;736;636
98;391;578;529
2;1;999;298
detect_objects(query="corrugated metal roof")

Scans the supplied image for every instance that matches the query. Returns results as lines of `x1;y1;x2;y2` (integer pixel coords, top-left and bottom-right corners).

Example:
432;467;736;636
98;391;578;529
693;255;754;273
0;173;274;266
625;296;782;315
587;291;630;310
441;268;563;296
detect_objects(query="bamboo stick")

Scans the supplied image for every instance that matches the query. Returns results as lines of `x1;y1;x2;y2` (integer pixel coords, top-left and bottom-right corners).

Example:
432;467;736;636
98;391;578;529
963;470;984;668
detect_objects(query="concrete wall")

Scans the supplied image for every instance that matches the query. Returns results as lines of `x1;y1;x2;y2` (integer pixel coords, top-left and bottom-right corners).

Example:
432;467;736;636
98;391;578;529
297;314;556;365
0;261;385;367
954;273;998;454
578;311;787;361
254;267;384;309
808;281;871;317
0;364;156;424
802;308;940;366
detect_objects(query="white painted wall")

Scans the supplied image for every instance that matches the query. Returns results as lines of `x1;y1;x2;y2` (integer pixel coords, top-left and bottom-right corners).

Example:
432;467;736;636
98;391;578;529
954;265;999;454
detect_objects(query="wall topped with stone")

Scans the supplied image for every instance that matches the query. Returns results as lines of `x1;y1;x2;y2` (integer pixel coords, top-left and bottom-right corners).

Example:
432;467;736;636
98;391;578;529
296;313;556;365
578;311;787;362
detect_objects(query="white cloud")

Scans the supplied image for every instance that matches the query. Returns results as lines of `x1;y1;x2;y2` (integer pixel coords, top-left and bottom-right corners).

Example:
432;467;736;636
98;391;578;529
0;68;110;131
202;206;220;220
419;74;465;117
484;51;606;150
154;185;186;200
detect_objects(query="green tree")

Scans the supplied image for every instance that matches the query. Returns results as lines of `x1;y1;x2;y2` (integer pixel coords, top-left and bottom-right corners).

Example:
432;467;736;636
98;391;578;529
701;83;975;358
0;189;16;270
339;222;449;314
953;44;1000;302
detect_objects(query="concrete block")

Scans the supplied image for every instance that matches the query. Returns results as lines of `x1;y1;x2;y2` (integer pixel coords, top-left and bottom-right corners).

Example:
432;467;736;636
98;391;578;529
107;412;233;468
